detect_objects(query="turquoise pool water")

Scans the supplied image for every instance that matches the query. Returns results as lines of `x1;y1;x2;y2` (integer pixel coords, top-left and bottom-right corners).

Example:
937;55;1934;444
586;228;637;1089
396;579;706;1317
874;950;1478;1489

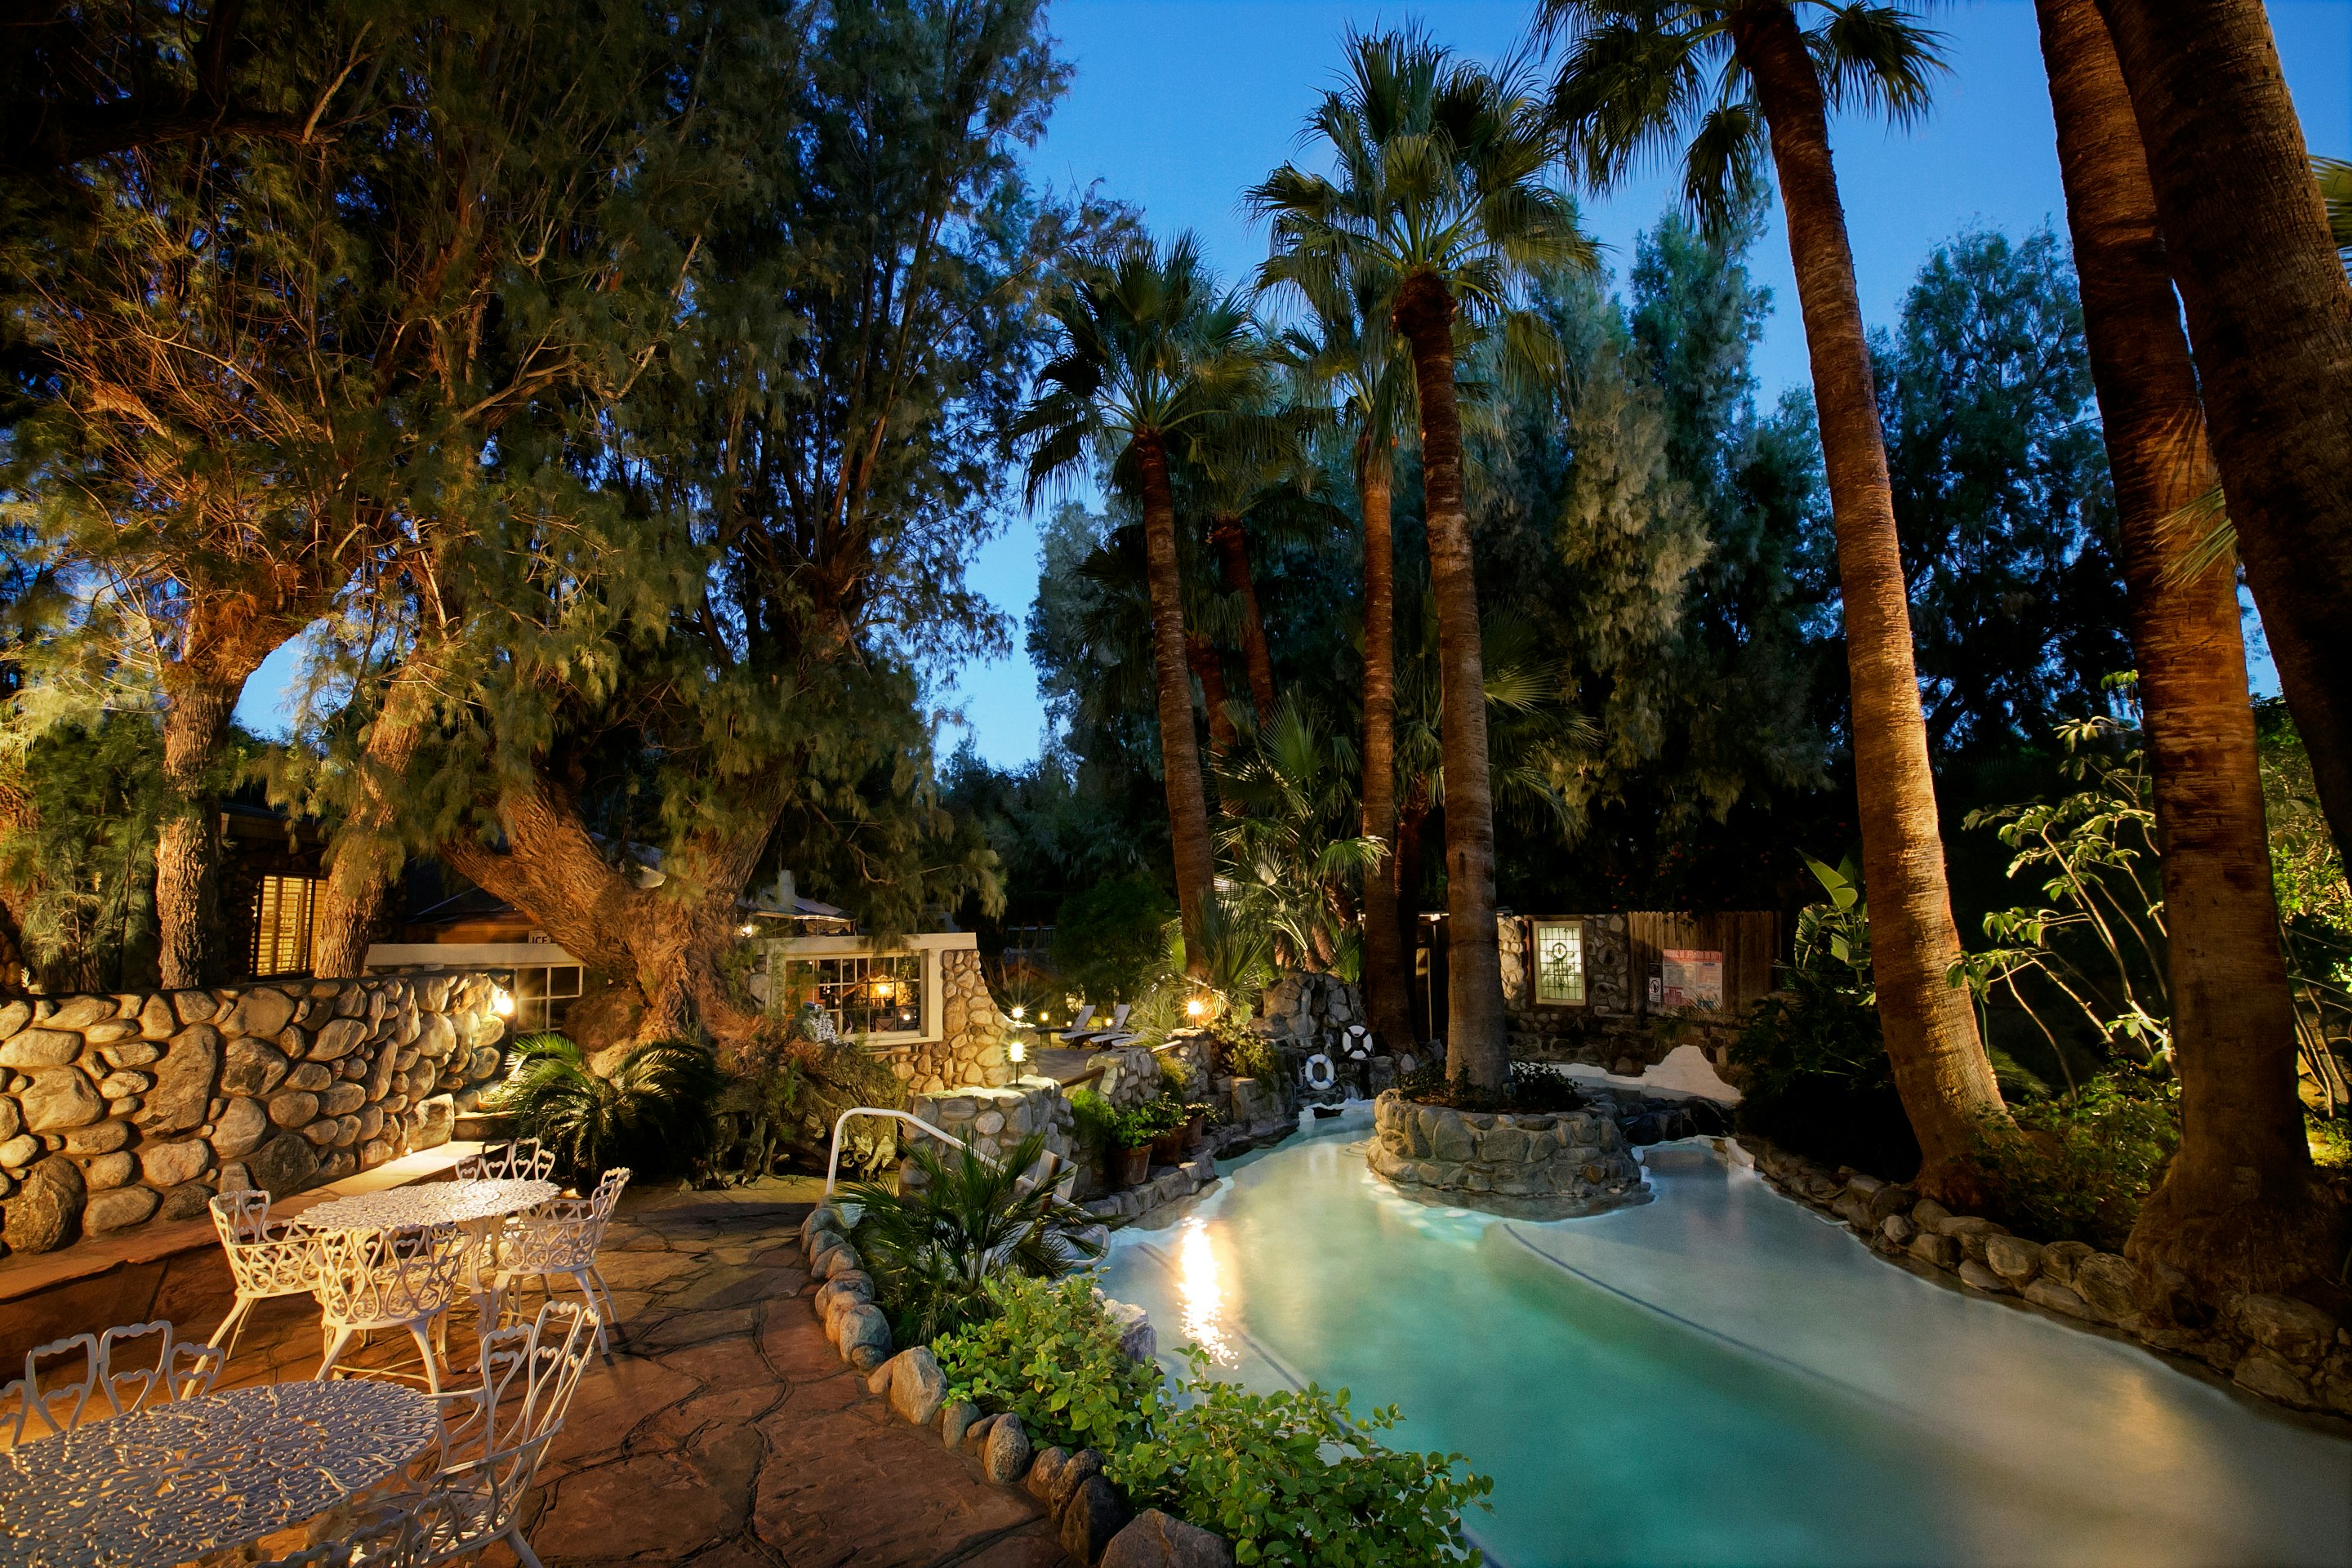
1095;1107;2352;1568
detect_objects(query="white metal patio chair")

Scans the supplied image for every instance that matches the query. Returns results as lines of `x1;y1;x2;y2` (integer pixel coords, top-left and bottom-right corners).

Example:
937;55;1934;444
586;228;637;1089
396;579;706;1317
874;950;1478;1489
488;1167;630;1351
2;1319;225;1444
453;1139;556;1183
313;1223;475;1395
373;1301;597;1568
209;1189;327;1362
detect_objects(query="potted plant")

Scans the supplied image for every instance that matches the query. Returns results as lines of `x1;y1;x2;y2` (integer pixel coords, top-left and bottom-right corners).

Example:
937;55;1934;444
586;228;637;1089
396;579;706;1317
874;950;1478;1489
1183;1101;1217;1152
1142;1098;1187;1167
1112;1110;1156;1188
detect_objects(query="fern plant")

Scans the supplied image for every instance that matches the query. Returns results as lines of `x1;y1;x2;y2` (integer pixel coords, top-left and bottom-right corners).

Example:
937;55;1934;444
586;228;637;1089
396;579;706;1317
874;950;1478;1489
846;1133;1104;1344
501;1035;724;1182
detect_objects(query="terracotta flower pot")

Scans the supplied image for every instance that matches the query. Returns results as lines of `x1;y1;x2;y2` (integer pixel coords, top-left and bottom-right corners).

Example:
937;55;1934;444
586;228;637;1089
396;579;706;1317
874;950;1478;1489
1116;1143;1152;1187
1150;1129;1186;1168
1183;1113;1207;1152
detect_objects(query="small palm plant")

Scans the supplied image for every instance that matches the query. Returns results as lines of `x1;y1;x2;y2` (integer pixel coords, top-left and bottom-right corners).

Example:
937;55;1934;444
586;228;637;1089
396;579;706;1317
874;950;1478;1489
846;1133;1105;1344
500;1035;724;1182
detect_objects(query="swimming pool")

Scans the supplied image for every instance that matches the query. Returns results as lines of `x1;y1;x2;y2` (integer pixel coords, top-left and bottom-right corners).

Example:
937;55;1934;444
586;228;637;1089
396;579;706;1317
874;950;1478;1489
1095;1106;2352;1568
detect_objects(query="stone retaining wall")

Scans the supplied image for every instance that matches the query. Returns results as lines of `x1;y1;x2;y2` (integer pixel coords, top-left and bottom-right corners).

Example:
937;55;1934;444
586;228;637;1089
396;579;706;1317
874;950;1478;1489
1367;1089;1648;1217
1741;1134;2352;1419
1085;1044;1163;1110
0;974;506;1258
900;1076;1076;1192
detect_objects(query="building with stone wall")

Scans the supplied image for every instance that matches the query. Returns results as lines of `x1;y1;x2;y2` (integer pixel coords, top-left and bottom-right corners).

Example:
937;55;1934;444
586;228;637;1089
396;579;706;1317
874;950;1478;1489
749;933;1013;1095
0;974;508;1258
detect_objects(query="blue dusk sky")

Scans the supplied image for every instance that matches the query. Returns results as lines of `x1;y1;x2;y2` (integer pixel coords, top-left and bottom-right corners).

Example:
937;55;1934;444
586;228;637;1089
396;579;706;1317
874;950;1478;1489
238;2;2352;767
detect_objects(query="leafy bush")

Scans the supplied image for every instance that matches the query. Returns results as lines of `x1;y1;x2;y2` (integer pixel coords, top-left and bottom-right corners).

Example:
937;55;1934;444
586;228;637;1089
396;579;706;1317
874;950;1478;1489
934;1272;1164;1453
846;1134;1104;1344
1976;1075;2180;1250
1107;1348;1493;1568
1068;1088;1120;1165
1054;873;1178;1003
1394;1060;1587;1115
501;1035;724;1182
1219;1031;1281;1083
1114;1098;1187;1148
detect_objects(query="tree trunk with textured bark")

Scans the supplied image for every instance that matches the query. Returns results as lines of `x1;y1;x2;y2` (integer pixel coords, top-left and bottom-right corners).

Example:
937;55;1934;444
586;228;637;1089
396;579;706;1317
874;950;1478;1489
1137;434;1218;978
2094;0;2352;866
1393;270;1507;1092
1356;456;1414;1054
154;670;243;988
1209;514;1278;723
1732;5;2009;1193
2038;0;2340;1291
310;657;438;978
1186;632;1240;762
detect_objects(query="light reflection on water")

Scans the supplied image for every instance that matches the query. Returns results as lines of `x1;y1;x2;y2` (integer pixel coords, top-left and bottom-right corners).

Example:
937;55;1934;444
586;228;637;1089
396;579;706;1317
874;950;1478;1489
1173;1216;1234;1365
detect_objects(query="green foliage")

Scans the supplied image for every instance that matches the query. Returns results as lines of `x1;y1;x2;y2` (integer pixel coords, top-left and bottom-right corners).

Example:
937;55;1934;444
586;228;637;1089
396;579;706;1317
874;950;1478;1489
0;712;176;991
501;1036;724;1183
846;1134;1105;1346
1107;1347;1493;1568
1395;1059;1587;1115
1052;873;1177;1004
1214;698;1388;973
1112;1097;1187;1149
1067;1089;1120;1165
1975;1076;2180;1250
933;1272;1165;1454
1218;1031;1281;1084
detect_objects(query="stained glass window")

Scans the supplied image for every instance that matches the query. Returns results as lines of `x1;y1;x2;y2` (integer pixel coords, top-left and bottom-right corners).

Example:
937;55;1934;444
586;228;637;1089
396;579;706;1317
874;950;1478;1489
1535;920;1585;1005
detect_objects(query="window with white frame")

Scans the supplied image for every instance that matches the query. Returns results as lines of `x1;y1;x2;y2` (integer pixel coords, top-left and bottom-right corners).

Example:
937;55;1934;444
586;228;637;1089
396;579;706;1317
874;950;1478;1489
776;951;925;1037
1533;920;1586;1005
509;964;585;1033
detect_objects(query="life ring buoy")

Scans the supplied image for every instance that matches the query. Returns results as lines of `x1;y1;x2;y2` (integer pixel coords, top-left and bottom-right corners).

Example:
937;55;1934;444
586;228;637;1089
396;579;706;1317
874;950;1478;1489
1303;1052;1336;1089
1342;1025;1372;1061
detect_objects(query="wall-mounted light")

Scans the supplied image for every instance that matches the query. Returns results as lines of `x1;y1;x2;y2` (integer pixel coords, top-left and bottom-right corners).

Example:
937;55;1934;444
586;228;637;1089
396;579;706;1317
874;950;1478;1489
1008;1037;1027;1065
491;986;516;1019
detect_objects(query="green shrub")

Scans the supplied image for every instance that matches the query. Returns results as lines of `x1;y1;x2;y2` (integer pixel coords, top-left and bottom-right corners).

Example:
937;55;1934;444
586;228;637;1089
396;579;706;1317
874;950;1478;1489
1394;1060;1588;1115
1054;874;1178;1003
934;1273;1165;1453
1976;1076;2179;1250
501;1035;724;1182
1107;1348;1493;1568
1069;1089;1120;1165
846;1134;1105;1344
1220;1031;1281;1083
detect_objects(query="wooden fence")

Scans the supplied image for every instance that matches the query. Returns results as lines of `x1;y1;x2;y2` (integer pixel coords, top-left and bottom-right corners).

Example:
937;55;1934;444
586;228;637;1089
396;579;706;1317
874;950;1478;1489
1626;911;1787;1018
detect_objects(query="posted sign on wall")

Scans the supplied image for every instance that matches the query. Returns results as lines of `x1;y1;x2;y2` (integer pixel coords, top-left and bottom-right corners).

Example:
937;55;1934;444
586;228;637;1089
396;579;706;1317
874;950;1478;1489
1657;949;1724;1011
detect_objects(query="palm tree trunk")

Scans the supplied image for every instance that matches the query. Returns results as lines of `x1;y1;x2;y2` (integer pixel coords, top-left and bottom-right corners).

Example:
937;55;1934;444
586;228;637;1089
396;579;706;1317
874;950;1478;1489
1357;455;1414;1054
1731;6;2008;1192
2038;0;2338;1290
1394;270;1507;1092
1185;632;1240;760
1209;514;1279;721
311;657;437;978
1137;433;1218;978
155;670;242;987
2096;0;2352;868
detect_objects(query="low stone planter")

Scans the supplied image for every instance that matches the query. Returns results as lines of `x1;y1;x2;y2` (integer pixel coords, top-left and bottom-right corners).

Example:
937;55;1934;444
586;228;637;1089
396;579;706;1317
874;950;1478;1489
1085;1152;1217;1224
1367;1089;1649;1218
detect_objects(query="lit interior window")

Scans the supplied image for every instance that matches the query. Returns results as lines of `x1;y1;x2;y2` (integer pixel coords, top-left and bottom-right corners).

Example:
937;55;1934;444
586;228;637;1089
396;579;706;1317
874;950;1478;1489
1534;920;1586;1005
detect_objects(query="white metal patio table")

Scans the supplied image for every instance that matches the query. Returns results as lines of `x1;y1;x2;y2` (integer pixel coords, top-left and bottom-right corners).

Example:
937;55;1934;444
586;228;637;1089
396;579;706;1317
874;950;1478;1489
0;1379;436;1568
301;1178;558;1322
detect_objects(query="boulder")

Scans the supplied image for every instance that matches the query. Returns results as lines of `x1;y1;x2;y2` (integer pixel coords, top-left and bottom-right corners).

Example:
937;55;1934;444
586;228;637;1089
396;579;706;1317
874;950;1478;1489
0;1001;27;1038
1043;1448;1105;1515
1101;1297;1156;1364
170;991;218;1026
1428;1112;1476;1164
1909;1197;1953;1232
837;1304;891;1371
2234;1350;2314;1407
2039;1240;2093;1286
1907;1232;1961;1268
249;1132;320;1199
321;1082;367;1117
0;1098;16;1144
21;1068;104;1132
285;1062;332;1093
2235;1294;2339;1366
1;1029;85;1069
83;1183;159;1232
1957;1260;2010;1294
310;1018;368;1062
222;988;298;1040
982;1412;1032;1484
220;1039;291;1098
159;1180;216;1221
267;1091;320;1129
2072;1253;2142;1321
212;1097;270;1159
83;1152;136;1189
1101;1511;1236;1568
139;1027;220;1134
866;1360;898;1396
889;1346;949;1428
939;1399;983;1451
1880;1214;1918;1247
2;1156;84;1252
1983;1234;2045;1287
1025;1446;1070;1498
138;995;176;1040
2024;1278;2097;1320
46;997;114;1031
1060;1474;1131;1564
60;1119;129;1156
140;1138;212;1189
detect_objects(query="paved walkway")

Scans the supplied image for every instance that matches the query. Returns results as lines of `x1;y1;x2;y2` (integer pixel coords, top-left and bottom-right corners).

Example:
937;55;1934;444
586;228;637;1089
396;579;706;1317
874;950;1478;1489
212;1181;1069;1567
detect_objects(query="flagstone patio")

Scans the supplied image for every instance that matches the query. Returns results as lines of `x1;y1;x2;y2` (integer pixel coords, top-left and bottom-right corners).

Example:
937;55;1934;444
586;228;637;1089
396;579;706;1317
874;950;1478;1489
212;1181;1071;1568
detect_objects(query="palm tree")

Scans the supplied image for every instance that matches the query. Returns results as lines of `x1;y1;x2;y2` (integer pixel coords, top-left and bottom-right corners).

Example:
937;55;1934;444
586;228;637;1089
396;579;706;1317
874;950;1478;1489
1186;397;1306;724
1017;236;1261;973
1271;257;1420;1052
2094;0;2352;870
1539;0;2011;1192
2034;0;2336;1292
1250;29;1593;1092
1214;697;1388;973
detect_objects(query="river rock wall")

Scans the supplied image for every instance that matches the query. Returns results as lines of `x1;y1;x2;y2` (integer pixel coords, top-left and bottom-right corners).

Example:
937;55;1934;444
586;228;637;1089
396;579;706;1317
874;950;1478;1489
1368;1088;1648;1218
893;947;1013;1094
0;974;508;1257
900;1077;1076;1193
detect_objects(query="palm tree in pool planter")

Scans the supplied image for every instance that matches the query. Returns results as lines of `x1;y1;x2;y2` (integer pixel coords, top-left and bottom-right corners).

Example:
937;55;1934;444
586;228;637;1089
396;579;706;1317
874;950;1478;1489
1250;27;1594;1094
1016;235;1264;976
1537;0;2013;1194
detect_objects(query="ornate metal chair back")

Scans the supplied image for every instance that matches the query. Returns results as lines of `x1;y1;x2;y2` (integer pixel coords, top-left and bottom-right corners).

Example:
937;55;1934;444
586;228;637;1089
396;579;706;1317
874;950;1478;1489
94;1321;223;1419
210;1190;322;1297
413;1301;596;1548
314;1223;473;1328
456;1138;556;1183
2;1333;100;1443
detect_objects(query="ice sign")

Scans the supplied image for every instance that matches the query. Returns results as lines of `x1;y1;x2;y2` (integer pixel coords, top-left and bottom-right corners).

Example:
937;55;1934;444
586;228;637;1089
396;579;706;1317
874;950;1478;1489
1660;948;1723;1010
